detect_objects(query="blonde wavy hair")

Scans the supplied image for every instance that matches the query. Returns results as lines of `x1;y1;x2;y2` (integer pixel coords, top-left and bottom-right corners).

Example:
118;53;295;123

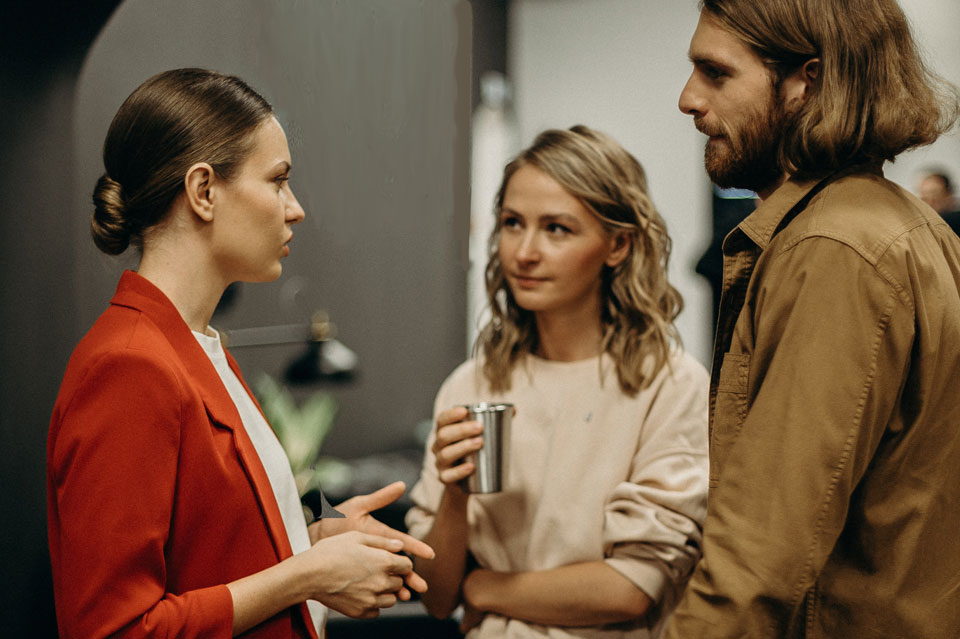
477;125;682;396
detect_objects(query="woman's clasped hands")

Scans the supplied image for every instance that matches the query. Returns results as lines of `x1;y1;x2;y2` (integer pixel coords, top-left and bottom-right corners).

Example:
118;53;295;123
302;481;435;618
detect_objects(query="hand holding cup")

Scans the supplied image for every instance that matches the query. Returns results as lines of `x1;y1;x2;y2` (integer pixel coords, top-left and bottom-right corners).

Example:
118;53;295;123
432;406;485;486
432;403;512;493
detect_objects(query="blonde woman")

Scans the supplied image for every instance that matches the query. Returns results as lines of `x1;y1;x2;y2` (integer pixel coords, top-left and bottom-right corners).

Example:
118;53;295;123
406;125;709;638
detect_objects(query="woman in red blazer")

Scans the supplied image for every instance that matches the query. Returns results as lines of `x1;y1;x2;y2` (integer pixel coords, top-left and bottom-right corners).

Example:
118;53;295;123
47;68;432;639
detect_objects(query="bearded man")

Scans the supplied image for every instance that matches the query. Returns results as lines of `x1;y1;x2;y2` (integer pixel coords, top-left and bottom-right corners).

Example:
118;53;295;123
666;1;960;637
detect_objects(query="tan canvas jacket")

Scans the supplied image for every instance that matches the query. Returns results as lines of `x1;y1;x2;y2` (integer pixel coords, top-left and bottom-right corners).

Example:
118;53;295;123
665;166;960;638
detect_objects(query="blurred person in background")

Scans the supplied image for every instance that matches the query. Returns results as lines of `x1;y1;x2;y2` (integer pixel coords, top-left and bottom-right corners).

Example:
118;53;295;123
918;169;960;234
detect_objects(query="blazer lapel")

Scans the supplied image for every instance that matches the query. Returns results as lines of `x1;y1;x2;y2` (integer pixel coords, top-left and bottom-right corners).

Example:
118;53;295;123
110;271;295;563
220;349;298;560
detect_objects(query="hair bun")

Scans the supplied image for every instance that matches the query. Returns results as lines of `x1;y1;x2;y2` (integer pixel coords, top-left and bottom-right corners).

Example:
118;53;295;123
91;174;132;255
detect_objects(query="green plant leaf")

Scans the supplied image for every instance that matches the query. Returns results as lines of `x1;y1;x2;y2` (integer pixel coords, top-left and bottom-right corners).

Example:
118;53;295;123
254;373;339;477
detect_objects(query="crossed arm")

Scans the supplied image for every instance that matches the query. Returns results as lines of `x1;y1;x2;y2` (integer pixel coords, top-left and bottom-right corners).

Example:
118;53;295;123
413;407;653;633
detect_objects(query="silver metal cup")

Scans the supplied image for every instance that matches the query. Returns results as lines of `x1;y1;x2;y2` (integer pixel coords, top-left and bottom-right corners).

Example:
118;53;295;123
463;402;513;494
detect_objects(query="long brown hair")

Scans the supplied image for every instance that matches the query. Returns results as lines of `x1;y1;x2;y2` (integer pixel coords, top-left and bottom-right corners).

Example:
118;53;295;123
477;125;682;396
92;68;273;255
701;0;960;178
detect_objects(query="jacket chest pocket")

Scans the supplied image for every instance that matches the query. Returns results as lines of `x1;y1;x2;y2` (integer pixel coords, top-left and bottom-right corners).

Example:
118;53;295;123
710;352;750;486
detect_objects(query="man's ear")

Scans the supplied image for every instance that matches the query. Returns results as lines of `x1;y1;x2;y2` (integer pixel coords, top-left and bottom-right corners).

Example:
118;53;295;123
782;57;820;111
605;231;632;268
184;163;216;222
802;58;820;86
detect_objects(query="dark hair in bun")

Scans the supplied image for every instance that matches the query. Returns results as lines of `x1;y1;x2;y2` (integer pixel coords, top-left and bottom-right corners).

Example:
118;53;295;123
90;68;273;255
91;174;131;255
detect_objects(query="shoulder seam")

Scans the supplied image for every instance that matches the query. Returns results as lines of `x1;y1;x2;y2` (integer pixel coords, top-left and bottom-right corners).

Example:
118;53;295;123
772;234;914;312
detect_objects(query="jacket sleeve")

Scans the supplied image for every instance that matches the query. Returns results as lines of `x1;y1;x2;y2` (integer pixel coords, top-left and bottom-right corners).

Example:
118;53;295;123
602;355;709;607
665;238;915;637
49;349;234;639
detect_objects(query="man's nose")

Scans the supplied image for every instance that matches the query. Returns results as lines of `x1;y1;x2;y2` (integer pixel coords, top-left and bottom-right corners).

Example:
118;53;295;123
678;73;704;117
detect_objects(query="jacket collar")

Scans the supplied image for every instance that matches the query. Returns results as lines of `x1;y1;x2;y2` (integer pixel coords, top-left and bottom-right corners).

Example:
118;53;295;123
109;271;301;577
726;163;885;254
110;270;244;430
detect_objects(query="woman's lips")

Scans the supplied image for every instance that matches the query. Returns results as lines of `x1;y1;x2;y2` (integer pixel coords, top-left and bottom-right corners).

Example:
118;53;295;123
510;274;547;288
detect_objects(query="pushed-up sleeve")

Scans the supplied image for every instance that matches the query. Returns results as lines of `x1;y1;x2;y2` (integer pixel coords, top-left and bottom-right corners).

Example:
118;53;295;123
49;350;233;639
602;356;710;605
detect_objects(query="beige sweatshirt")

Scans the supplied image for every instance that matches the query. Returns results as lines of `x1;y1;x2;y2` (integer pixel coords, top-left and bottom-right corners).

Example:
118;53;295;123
406;351;709;639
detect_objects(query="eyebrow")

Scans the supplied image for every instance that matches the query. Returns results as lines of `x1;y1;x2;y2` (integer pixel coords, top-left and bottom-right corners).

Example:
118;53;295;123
502;208;579;223
541;212;579;223
689;53;732;72
272;161;292;173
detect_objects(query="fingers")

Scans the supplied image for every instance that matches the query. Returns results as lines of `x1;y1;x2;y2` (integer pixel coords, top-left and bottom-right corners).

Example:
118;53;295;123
402;569;428;594
433;416;485;486
349;592;397;618
396;532;435;559
349;481;406;515
354;532;407;555
377;574;411;607
367;520;436;559
436;453;479;482
314;533;427;620
433;419;483;454
354;535;415;576
383;575;404;593
434;428;483;463
436;405;469;427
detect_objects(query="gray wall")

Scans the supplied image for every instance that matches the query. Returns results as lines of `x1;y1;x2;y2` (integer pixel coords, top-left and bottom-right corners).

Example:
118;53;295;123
0;64;80;639
1;3;120;634
73;0;472;459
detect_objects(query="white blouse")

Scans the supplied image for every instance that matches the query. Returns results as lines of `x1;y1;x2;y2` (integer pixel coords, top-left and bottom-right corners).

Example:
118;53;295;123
193;329;326;636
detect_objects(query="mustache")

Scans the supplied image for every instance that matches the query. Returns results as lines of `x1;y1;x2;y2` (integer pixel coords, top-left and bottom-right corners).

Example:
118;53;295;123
694;118;724;138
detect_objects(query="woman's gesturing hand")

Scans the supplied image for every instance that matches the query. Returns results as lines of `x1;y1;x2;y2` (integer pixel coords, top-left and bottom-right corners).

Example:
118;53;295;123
310;481;434;558
432;406;485;485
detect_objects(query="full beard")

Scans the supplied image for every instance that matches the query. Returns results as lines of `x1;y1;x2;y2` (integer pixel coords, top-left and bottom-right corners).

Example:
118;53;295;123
700;96;786;195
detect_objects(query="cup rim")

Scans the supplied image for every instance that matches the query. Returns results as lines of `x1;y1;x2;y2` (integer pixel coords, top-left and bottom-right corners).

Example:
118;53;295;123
463;402;513;413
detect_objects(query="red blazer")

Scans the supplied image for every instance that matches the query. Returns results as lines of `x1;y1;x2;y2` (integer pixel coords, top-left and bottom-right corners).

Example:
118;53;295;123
47;271;317;639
